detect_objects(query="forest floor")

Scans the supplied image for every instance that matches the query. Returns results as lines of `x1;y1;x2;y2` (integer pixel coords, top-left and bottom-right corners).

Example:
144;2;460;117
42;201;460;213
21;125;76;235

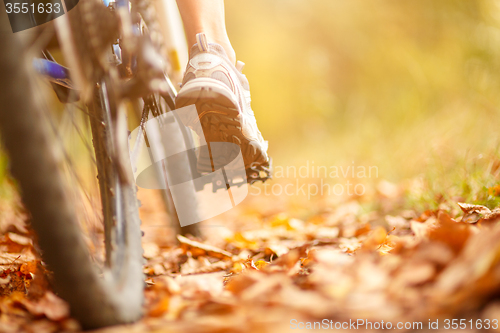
1;176;500;333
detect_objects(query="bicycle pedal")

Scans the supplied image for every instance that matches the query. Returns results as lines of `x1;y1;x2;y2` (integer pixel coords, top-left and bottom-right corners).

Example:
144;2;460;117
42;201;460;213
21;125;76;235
211;168;247;192
206;158;272;191
246;158;273;185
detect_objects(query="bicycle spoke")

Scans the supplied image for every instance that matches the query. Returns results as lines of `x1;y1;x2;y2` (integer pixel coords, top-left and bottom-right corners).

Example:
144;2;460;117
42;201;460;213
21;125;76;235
37;89;107;265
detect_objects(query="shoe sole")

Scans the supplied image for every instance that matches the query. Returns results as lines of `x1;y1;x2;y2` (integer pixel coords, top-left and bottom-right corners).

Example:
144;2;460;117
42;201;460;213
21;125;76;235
175;78;268;175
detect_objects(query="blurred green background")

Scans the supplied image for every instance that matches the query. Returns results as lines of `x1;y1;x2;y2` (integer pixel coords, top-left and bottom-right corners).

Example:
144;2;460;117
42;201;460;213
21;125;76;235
2;0;500;210
225;0;500;183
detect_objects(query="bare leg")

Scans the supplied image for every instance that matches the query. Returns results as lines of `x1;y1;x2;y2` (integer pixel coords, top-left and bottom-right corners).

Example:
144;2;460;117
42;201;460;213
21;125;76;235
176;0;236;64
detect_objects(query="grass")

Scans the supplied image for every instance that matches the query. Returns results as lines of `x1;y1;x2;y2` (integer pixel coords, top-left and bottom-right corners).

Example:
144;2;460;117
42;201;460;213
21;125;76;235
403;149;500;214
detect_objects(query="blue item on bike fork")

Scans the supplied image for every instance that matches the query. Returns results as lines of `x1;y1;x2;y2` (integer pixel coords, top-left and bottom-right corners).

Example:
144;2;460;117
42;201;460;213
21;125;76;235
32;0;125;101
33;58;80;102
33;58;70;81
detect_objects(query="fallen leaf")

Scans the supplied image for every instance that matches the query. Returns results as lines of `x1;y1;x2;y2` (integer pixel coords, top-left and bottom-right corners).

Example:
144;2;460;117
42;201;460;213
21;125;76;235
458;202;492;223
361;226;387;251
177;235;233;260
429;211;471;254
20;291;70;321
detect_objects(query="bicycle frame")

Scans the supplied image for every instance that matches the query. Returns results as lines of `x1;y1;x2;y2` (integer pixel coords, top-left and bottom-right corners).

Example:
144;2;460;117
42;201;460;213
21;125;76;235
34;0;186;94
33;0;129;94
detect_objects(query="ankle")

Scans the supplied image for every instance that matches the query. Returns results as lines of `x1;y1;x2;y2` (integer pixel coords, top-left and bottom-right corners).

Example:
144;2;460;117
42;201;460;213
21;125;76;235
222;45;236;65
187;32;237;65
212;39;236;65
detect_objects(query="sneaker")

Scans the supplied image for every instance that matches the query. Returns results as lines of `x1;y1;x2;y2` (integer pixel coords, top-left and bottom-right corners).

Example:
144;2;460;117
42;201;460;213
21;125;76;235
175;33;271;183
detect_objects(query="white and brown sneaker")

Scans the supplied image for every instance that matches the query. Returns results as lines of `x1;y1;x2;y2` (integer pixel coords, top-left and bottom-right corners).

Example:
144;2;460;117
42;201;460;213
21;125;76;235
175;33;271;183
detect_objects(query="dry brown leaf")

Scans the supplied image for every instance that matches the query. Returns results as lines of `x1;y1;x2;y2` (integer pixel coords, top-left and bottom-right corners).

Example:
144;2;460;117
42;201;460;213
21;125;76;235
410;216;438;239
378;235;403;255
226;232;259;250
25;261;50;300
432;223;500;306
0;233;33;253
0;269;28;295
264;243;289;257
264;247;306;274
429;211;471;254
415;210;435;222
177;272;225;297
339;237;362;253
253;259;269;270
142;242;160;259
457;202;491;215
360;226;386;251
458;202;492;223
354;223;371;237
180;257;231;275
0;253;32;265
180;256;210;275
19;291;70;321
412;242;454;266
225;271;260;295
177;235;233;260
480;208;500;224
269;213;290;229
148;296;169;317
19;261;37;276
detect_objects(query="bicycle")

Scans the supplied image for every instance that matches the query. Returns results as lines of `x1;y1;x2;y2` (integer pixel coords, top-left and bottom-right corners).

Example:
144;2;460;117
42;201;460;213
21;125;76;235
0;0;271;328
0;0;203;328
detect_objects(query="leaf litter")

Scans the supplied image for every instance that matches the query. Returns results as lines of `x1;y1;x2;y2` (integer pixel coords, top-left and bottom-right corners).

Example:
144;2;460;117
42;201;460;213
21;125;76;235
2;183;500;332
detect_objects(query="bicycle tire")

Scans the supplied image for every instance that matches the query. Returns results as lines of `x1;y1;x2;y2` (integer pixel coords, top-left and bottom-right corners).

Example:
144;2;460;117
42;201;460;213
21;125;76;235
0;29;144;330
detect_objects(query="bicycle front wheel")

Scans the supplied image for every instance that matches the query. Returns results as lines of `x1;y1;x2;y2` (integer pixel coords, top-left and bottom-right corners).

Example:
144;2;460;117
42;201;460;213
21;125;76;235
0;28;144;329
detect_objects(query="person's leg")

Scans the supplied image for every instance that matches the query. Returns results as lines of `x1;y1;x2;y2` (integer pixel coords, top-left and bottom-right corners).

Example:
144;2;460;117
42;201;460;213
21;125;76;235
174;1;271;181
176;0;236;65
